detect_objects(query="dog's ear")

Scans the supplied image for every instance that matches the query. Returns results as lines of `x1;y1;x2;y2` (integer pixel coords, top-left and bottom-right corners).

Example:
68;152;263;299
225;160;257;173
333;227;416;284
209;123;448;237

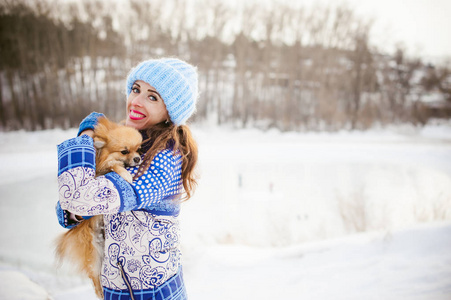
93;137;106;149
93;117;115;143
97;116;117;131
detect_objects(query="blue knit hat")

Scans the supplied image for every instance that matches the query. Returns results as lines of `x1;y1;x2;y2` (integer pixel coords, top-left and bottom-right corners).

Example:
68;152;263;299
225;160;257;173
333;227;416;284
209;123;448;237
126;58;198;125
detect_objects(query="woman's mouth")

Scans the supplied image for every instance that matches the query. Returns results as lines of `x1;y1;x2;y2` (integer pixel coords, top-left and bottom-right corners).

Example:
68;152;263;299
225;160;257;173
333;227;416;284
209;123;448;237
129;110;146;120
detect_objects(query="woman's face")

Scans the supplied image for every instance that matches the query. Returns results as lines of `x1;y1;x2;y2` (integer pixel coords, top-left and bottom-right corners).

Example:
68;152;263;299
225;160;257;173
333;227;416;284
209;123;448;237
125;80;169;130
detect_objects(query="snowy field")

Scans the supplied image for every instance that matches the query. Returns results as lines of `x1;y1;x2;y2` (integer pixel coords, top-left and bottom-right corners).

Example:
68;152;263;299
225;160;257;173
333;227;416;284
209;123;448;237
0;122;451;299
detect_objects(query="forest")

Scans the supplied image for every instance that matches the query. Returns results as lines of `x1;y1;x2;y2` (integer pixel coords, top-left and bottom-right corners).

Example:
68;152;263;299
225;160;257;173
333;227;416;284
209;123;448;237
0;0;450;131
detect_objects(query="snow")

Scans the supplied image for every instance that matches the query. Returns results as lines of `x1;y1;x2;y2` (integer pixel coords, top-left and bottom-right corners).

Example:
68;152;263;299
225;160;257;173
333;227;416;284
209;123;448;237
0;269;49;300
0;122;450;299
184;222;451;300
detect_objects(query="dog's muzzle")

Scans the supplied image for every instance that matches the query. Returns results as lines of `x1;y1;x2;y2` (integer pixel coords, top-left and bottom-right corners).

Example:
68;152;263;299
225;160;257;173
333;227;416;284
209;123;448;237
125;156;141;168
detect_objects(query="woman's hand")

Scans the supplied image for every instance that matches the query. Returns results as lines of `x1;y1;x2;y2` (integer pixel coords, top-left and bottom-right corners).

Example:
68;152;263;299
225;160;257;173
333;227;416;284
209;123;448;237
77;112;104;136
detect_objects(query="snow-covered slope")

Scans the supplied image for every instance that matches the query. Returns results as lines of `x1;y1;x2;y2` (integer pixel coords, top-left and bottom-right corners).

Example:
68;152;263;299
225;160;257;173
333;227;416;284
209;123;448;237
0;123;450;299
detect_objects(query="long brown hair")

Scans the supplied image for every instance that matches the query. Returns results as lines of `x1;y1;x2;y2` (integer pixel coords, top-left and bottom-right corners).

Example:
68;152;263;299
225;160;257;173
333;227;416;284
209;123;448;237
133;121;198;201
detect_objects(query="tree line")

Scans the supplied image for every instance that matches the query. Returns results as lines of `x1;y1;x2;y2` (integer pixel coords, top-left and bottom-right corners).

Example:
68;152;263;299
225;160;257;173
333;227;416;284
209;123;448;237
0;0;450;131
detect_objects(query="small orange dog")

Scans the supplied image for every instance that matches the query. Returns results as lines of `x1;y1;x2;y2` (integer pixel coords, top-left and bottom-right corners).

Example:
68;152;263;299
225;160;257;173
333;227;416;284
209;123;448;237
55;117;142;298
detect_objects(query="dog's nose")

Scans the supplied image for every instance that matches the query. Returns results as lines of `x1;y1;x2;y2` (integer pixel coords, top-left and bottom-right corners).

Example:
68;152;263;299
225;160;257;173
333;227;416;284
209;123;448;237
134;157;141;164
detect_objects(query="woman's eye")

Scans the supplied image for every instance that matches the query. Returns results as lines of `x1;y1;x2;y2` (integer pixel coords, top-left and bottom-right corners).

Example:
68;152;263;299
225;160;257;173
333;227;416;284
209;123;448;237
132;87;140;93
148;95;157;101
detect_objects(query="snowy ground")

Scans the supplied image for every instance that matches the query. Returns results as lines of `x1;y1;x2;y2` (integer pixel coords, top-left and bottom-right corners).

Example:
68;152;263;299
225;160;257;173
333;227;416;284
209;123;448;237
0;122;450;299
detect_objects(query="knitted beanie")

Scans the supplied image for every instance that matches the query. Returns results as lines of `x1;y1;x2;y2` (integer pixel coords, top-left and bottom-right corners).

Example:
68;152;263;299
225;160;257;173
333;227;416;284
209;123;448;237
125;58;198;125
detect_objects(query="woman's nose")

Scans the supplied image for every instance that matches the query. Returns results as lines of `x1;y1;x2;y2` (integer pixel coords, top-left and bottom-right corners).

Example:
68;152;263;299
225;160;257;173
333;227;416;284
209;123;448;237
131;94;144;107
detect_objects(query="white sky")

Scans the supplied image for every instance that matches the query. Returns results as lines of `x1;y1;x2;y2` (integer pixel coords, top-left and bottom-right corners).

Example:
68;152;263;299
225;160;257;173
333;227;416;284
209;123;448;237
80;0;451;61
223;0;451;60
291;0;451;60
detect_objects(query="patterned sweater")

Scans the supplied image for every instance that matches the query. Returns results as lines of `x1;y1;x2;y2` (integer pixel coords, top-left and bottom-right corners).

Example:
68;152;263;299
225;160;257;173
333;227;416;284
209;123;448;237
56;135;187;299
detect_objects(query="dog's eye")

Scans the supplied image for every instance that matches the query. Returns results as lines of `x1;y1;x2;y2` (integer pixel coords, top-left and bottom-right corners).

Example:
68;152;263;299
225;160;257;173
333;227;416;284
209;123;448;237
121;150;130;155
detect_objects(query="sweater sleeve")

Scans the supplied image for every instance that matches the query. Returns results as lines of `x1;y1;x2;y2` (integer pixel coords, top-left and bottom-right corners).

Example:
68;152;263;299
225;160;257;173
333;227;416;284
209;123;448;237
57;135;136;216
129;148;183;216
56;135;182;222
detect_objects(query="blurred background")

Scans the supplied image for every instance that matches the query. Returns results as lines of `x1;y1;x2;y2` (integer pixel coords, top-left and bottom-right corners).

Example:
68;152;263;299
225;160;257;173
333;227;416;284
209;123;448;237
0;0;451;299
1;0;450;131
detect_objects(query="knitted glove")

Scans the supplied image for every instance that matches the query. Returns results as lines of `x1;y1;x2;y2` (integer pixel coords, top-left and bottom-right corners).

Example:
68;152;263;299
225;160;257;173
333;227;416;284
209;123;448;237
77;112;105;136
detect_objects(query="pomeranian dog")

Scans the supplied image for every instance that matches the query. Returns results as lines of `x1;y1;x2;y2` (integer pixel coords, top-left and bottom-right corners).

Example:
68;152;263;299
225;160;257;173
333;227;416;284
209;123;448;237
55;117;142;298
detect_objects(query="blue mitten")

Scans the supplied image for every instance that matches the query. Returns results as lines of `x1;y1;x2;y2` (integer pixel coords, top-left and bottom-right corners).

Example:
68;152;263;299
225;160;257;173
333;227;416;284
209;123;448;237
77;112;105;136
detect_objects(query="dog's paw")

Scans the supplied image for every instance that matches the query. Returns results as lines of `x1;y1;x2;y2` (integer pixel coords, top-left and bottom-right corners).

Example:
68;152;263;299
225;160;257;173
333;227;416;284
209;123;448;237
118;170;133;183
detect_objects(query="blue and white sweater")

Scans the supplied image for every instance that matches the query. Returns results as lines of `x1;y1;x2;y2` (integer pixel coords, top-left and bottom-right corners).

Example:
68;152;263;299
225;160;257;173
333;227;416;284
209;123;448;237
56;135;187;299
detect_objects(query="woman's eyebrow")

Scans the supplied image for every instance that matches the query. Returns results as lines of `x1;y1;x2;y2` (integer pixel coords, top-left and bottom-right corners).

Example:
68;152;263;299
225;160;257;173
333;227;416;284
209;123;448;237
134;82;162;98
148;88;162;98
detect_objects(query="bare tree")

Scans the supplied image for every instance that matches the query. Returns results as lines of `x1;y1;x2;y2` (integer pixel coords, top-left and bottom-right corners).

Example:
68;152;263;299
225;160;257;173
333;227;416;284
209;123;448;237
0;0;446;131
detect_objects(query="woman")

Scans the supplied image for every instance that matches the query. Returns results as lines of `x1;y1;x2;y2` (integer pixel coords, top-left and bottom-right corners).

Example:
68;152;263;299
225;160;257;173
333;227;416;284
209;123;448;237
56;58;198;300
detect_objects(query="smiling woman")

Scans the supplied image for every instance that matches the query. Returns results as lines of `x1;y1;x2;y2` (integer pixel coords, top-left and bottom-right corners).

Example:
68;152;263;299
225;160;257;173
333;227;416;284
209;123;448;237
55;58;199;300
126;80;170;129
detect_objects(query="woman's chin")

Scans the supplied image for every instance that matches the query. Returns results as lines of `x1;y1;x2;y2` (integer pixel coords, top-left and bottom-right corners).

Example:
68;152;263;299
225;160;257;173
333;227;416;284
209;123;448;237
125;119;143;130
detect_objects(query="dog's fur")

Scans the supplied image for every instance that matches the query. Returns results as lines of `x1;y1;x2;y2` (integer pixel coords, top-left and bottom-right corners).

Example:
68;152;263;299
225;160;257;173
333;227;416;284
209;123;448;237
55;117;142;298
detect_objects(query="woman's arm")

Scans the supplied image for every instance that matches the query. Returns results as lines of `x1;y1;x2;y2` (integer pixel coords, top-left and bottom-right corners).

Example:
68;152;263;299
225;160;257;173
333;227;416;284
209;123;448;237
129;148;183;215
57;135;130;216
56;135;182;222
